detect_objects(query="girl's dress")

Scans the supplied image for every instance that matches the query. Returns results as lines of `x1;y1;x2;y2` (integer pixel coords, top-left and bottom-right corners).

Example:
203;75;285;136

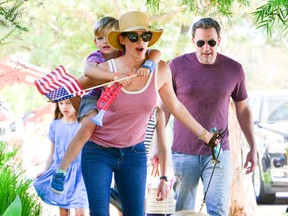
33;119;88;209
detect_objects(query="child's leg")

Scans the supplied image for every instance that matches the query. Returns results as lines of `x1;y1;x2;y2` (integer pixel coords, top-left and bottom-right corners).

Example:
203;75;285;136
59;207;70;216
75;208;86;216
77;94;99;123
71;74;100;112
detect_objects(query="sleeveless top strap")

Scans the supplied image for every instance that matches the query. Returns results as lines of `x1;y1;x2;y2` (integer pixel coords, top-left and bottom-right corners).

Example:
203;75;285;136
108;59;117;73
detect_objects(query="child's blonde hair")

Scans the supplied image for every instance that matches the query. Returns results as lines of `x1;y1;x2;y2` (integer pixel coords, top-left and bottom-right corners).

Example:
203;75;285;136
93;16;119;38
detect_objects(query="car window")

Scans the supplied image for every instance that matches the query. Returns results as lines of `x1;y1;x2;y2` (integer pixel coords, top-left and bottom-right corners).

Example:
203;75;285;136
263;96;288;123
267;101;288;123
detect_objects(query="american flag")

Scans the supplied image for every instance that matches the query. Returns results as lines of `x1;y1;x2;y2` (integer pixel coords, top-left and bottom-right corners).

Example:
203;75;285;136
34;65;88;102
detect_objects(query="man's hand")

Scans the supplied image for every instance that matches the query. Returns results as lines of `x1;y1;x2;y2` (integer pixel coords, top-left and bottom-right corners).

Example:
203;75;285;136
244;148;257;174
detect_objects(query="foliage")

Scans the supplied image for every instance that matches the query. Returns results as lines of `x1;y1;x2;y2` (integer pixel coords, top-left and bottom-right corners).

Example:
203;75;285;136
252;0;288;36
145;0;288;37
0;141;42;216
0;0;287;120
0;0;29;46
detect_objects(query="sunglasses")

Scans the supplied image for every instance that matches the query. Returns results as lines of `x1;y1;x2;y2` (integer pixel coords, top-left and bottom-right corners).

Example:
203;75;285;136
122;32;153;43
196;40;217;48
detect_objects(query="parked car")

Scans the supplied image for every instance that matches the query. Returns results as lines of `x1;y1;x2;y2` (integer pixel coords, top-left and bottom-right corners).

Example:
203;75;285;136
249;90;288;204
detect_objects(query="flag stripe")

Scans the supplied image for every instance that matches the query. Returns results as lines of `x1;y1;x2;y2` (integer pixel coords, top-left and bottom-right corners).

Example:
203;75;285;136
34;65;90;102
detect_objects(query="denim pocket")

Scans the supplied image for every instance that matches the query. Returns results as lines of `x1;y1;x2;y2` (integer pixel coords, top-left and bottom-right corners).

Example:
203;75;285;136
131;142;146;153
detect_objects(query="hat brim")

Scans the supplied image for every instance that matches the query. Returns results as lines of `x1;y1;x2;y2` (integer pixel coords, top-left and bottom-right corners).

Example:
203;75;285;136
108;28;163;51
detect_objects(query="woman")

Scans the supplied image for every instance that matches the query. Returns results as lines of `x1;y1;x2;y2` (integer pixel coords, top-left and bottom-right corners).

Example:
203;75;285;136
82;11;220;216
53;11;220;216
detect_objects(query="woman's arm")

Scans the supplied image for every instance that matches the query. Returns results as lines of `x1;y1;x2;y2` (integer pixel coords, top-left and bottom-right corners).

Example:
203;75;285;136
59;111;97;171
155;107;168;179
157;60;213;144
155;107;169;201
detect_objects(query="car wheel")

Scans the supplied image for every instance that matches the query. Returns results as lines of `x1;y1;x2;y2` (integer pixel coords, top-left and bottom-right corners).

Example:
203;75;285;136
252;161;276;204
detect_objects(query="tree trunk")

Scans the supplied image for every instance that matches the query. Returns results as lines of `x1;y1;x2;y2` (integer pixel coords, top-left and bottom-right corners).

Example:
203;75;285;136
228;101;256;216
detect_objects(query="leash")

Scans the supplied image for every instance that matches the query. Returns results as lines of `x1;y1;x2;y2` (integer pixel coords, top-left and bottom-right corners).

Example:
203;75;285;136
199;143;222;213
199;127;226;213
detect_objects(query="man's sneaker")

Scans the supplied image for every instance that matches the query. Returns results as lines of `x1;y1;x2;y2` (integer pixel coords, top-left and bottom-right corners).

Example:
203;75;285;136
110;188;122;212
50;171;65;195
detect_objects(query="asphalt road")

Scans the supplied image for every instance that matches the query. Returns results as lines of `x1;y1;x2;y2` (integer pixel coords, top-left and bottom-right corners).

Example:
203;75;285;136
255;193;288;216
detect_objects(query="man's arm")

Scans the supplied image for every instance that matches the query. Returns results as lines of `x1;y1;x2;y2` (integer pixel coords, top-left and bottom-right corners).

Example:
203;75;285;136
234;99;257;174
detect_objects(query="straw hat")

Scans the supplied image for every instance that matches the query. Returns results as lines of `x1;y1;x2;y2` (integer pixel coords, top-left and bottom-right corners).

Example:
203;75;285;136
108;11;163;50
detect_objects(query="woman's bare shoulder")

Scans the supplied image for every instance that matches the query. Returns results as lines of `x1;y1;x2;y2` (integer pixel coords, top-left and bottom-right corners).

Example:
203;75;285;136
158;60;169;70
157;60;171;85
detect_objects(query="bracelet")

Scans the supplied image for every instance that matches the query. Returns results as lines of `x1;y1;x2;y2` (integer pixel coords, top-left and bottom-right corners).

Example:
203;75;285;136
159;176;168;182
141;60;156;74
114;72;118;81
199;129;207;142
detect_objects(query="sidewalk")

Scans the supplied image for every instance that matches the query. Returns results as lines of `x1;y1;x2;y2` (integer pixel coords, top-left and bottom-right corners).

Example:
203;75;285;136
40;203;120;216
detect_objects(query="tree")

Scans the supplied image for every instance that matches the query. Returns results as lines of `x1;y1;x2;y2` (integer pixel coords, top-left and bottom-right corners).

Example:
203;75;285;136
252;0;288;36
145;0;288;37
1;0;287;46
0;0;28;46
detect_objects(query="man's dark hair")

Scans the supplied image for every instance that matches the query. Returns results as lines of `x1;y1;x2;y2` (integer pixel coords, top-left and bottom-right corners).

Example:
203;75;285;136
191;18;221;38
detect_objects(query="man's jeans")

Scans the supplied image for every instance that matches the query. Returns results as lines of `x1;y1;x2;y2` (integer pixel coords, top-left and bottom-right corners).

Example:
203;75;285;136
172;150;231;216
81;141;147;216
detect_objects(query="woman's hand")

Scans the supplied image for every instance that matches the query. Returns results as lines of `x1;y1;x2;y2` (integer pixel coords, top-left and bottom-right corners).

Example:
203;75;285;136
156;179;168;201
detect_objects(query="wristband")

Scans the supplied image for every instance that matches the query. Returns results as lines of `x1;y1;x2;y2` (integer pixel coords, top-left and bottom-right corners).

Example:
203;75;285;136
199;129;207;142
159;176;168;182
141;60;156;74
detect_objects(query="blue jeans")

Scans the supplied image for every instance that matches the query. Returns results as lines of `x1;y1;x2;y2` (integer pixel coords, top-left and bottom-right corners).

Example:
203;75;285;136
172;150;231;216
81;141;147;216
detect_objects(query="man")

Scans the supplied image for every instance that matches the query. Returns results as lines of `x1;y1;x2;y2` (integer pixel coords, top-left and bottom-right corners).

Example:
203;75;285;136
166;18;257;216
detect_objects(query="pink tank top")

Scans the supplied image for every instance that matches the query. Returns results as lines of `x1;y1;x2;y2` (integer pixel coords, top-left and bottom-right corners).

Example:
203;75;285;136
90;59;158;148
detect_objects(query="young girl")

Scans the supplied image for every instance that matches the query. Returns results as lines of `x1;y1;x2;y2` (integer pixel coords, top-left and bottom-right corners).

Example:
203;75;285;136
33;99;88;216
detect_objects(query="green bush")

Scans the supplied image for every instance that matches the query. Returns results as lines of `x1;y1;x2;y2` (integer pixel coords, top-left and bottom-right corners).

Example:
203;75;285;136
0;142;42;216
